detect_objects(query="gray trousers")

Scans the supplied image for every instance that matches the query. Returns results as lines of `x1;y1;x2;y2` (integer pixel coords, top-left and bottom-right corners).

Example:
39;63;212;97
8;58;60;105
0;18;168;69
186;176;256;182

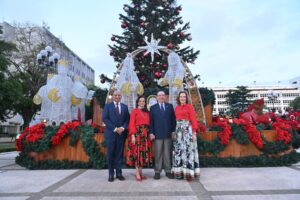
154;138;172;174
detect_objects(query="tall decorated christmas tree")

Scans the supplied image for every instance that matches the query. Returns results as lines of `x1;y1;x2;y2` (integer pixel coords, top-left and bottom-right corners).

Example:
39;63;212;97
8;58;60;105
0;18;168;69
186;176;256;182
101;0;200;88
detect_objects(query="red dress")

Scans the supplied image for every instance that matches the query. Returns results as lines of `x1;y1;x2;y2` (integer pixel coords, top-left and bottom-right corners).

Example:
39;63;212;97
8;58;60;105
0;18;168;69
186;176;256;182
175;104;198;132
126;108;153;167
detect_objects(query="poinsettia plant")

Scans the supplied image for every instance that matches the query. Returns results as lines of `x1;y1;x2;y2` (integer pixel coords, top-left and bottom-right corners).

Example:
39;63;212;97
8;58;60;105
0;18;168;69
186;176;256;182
51;121;81;145
16;123;46;151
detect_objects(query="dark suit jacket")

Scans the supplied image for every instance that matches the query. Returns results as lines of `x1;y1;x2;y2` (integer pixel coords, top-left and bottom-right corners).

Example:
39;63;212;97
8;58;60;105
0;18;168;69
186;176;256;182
149;103;176;139
102;102;130;140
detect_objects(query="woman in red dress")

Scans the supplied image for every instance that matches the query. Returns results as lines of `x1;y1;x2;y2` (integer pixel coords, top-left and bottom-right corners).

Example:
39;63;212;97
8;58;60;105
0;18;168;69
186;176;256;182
172;91;200;180
127;96;153;181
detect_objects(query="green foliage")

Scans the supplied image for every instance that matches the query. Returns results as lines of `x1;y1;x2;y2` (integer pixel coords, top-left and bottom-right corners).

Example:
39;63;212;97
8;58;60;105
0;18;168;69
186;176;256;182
16;152;92;169
23;126;58;153
94;88;108;108
2;24;51;127
197;136;225;156
230;124;249;145
199;151;300;167
0;146;16;153
69;129;81;147
80;126;106;169
16;123;299;169
290;97;300;111
108;0;200;88
292;129;300;149
0;39;23;121
256;123;272;131
16;125;106;169
199;87;216;106
225;86;252;117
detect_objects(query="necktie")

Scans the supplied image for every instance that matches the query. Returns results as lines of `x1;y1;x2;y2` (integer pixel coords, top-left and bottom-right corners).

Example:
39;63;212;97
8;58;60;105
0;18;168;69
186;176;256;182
116;103;120;115
160;103;164;112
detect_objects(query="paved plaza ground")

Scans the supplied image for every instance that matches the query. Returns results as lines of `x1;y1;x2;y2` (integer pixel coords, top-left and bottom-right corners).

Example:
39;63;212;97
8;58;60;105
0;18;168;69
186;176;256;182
1;151;300;200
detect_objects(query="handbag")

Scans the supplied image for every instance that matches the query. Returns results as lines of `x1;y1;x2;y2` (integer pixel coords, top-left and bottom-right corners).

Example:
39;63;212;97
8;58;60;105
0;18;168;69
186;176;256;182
171;132;177;141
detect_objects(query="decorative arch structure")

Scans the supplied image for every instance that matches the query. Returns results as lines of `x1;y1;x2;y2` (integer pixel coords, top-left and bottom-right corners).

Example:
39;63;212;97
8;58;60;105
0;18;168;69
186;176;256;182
106;48;206;125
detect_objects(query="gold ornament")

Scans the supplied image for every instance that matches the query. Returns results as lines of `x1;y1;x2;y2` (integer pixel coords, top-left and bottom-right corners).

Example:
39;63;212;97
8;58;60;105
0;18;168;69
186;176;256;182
136;83;144;95
71;95;81;106
160;78;169;87
48;88;61;103
33;95;42;105
85;99;91;106
172;78;183;89
121;82;131;95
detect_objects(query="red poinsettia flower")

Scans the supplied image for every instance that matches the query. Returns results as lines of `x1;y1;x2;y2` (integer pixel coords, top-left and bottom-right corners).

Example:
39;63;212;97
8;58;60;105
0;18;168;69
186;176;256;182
213;121;232;145
50;121;82;146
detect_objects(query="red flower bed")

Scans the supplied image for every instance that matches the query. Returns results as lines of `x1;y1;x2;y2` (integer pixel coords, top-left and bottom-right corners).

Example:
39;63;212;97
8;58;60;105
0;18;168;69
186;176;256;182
272;118;292;144
51;121;81;146
213;122;232;145
234;118;264;149
16;123;46;151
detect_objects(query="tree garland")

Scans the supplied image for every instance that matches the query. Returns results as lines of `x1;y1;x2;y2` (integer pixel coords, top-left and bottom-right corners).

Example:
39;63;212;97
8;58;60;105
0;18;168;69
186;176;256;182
15;116;300;169
199;151;300;167
198;118;297;156
15;122;106;169
80;125;106;168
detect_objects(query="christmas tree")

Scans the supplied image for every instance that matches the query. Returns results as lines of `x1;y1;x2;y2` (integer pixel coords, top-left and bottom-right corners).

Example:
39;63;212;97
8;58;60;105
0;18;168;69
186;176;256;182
101;0;200;88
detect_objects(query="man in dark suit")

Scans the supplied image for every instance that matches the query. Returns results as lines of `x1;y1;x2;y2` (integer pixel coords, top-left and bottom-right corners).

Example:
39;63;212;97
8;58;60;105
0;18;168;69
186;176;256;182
149;91;176;180
102;90;130;182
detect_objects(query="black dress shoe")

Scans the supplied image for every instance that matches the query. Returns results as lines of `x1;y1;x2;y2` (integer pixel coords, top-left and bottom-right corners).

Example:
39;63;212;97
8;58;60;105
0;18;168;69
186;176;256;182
116;175;125;181
166;173;174;179
153;173;160;180
108;176;114;182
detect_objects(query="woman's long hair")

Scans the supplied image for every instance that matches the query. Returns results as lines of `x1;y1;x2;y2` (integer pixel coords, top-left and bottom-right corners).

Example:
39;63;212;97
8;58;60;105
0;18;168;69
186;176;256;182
136;96;148;112
176;91;190;105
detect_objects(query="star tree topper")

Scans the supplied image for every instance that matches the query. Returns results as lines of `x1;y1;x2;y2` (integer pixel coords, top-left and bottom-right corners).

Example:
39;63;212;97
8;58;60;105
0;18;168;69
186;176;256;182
138;34;165;62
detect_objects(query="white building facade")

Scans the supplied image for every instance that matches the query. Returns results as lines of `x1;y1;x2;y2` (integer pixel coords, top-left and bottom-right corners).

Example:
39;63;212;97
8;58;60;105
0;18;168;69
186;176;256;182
212;84;300;115
0;22;94;86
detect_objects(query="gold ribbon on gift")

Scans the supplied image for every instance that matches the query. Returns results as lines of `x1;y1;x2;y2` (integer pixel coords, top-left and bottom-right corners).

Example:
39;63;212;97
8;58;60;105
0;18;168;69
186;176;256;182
71;95;81;106
48;88;61;103
136;83;144;95
33;95;42;105
172;78;183;89
160;78;169;87
121;82;131;95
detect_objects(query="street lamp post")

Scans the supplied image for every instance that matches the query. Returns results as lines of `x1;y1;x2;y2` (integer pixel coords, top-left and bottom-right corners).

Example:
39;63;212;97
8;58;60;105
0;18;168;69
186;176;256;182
267;90;279;110
36;46;60;75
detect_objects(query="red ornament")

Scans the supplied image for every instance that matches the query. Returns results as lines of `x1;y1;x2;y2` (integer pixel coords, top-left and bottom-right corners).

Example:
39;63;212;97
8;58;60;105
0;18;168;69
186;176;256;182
154;71;162;78
163;63;168;68
140;75;145;81
121;22;127;29
140;21;145;28
167;43;173;49
100;79;105;84
180;32;185;38
111;36;115;41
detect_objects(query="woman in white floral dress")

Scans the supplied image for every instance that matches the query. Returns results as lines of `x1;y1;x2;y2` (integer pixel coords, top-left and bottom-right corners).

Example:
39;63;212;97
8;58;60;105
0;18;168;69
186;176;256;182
172;91;200;180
